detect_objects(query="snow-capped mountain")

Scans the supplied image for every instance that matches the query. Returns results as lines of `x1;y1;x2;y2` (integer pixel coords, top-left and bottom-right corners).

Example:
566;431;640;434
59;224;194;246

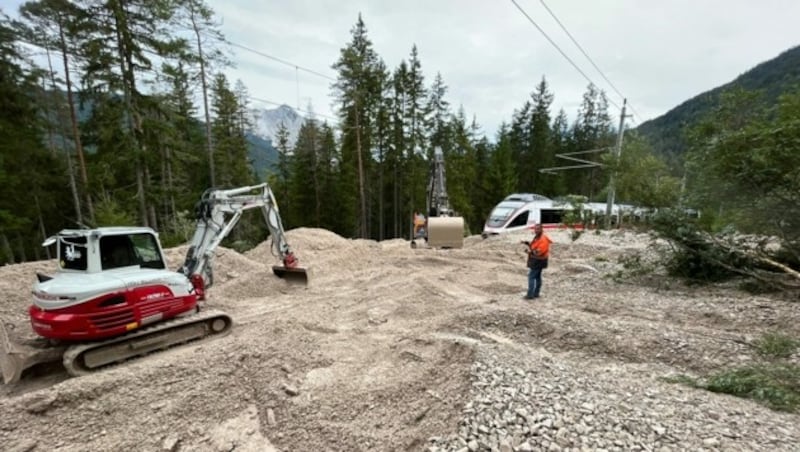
248;104;306;149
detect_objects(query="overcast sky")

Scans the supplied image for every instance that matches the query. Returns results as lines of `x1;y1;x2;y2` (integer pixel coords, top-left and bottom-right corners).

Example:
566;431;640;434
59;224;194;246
209;0;800;137
7;0;800;139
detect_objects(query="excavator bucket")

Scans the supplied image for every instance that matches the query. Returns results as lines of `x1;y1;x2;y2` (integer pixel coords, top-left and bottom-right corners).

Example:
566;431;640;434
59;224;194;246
272;265;308;285
0;322;66;384
427;216;465;249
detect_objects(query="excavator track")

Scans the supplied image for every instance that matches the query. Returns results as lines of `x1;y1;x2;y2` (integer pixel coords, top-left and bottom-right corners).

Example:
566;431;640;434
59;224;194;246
62;309;233;377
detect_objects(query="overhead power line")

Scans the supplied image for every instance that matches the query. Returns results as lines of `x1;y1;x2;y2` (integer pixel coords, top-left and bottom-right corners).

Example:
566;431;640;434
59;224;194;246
509;0;622;113
208;33;337;82
536;0;643;123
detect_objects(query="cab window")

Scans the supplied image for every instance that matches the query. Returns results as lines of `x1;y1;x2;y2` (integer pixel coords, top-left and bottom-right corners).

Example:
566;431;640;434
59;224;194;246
59;237;88;270
130;233;166;269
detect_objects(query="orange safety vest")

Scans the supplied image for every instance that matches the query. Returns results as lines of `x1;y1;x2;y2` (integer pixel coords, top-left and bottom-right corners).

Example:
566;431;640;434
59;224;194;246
529;234;551;259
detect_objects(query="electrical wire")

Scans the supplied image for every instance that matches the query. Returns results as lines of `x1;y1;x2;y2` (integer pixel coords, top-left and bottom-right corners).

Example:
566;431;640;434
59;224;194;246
536;0;643;123
509;0;622;112
205;32;337;82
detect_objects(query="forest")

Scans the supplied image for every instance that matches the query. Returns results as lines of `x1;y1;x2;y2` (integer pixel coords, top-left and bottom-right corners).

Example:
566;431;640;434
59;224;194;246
1;1;797;268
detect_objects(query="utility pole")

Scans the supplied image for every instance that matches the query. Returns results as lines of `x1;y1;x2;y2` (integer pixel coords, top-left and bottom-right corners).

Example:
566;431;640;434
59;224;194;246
605;98;628;229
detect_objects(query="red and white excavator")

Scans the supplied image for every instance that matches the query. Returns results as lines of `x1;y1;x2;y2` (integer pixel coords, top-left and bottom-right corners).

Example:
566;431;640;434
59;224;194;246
0;183;307;384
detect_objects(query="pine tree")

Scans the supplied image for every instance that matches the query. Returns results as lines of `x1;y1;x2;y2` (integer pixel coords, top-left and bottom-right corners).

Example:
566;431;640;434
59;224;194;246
80;0;188;226
211;73;251;188
176;0;229;187
160;61;206;225
546;108;570;195
20;0;95;222
0;13;66;263
446;106;477;227
317;123;340;232
487;124;518;207
426;72;451;155
372;61;391;240
509;101;531;190
388;61;408;237
332;14;383;238
527;76;554;194
572;83;614;199
272;122;292;224
289;119;321;226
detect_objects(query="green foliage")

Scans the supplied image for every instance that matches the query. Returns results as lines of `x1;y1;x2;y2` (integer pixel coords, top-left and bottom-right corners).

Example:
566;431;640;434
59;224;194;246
664;330;800;413
756;332;800;359
211;74;254;188
158;210;197;248
558;195;588;241
603;133;681;208
637;45;800;158
93;197;135;226
706;365;800;412
650;209;754;283
680;87;800;274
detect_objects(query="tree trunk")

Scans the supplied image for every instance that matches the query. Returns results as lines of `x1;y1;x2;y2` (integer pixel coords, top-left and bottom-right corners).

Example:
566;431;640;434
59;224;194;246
36;196;51;260
190;5;215;186
59;17;94;222
312;128;321;226
393;162;399;238
44;48;83;225
15;234;27;262
355;109;367;239
112;0;148;226
145;165;158;229
1;234;15;265
378;148;384;241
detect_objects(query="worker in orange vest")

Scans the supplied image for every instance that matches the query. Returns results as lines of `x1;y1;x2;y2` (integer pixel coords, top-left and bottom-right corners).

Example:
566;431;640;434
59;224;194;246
521;223;552;299
413;212;427;239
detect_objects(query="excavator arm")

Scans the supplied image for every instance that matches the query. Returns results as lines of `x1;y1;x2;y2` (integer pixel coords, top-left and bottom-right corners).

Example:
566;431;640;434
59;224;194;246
411;147;464;249
179;183;307;297
427;147;452;218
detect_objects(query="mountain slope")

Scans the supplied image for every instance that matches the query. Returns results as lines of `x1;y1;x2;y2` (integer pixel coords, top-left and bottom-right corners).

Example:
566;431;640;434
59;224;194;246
636;45;800;157
247;133;279;180
246;104;308;178
249;104;306;148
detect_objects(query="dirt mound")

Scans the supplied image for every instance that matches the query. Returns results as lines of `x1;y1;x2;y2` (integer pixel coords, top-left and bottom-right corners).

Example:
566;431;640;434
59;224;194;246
1;227;798;451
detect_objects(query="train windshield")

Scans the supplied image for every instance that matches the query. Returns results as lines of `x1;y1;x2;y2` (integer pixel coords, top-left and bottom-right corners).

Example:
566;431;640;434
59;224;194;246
486;202;523;227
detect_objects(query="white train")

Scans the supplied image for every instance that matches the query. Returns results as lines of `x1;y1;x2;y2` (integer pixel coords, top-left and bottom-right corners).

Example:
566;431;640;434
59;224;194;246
481;193;643;237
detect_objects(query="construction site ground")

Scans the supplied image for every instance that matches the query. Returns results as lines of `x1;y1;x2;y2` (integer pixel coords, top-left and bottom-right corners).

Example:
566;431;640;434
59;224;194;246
1;228;799;451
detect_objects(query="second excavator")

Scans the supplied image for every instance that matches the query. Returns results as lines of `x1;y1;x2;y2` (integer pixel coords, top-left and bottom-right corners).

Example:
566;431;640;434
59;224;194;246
1;183;307;384
411;147;465;249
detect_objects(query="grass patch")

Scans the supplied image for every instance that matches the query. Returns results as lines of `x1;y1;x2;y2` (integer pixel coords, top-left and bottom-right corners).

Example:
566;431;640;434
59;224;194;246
705;365;800;412
662;331;800;413
756;332;799;359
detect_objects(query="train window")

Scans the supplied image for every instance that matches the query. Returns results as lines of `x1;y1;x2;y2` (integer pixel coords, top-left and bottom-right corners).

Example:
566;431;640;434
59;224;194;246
508;211;529;227
540;209;564;224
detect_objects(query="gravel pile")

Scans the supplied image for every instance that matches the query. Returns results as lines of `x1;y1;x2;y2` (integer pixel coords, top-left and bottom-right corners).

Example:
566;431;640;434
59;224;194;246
428;345;799;452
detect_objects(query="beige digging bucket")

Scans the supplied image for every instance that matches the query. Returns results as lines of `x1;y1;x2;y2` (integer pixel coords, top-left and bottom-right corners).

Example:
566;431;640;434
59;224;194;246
426;216;465;248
